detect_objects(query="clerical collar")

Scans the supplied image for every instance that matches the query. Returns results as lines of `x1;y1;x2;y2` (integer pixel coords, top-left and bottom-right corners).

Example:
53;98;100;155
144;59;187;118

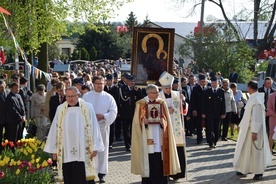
68;102;79;107
164;93;171;98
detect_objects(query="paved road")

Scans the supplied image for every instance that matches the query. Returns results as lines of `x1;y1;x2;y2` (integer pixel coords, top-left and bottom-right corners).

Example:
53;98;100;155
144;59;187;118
103;136;276;184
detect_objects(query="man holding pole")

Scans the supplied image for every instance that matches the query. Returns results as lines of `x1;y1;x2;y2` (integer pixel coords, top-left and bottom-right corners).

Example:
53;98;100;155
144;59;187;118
158;71;187;181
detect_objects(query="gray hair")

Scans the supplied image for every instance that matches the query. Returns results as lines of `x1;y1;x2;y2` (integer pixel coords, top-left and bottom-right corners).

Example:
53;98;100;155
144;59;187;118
146;84;159;94
222;78;229;84
0;80;6;87
65;86;80;95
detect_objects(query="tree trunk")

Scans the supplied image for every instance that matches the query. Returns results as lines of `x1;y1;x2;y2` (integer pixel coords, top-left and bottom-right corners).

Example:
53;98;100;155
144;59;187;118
253;0;261;48
36;42;48;87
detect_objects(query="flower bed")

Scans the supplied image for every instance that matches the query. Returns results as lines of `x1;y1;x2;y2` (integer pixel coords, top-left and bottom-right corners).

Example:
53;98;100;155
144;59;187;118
0;138;54;184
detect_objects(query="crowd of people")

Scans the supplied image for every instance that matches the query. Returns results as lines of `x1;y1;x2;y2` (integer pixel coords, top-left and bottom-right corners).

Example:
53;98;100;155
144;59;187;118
0;57;275;183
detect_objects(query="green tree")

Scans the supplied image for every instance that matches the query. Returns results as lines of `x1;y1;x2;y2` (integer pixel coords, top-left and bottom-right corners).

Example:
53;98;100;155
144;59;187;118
89;47;98;61
80;47;90;60
0;0;131;73
48;43;60;61
71;49;79;60
141;15;151;27
176;0;276;59
125;11;139;35
179;23;255;83
77;24;124;60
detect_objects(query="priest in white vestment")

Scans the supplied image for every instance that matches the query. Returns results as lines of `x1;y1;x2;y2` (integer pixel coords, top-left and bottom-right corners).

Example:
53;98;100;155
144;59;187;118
82;76;117;183
158;71;187;181
233;81;272;180
44;86;104;184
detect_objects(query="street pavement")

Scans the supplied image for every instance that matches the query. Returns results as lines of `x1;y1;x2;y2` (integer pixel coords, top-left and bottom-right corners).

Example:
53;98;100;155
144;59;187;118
103;136;276;184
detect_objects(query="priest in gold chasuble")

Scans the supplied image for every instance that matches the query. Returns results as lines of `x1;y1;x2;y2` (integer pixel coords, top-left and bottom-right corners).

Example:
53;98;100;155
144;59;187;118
131;84;180;184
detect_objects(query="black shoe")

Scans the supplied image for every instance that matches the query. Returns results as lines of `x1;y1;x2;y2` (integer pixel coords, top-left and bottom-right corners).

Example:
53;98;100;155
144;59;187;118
116;138;122;141
126;148;131;152
99;177;106;183
186;133;192;136
109;146;113;149
236;172;244;176
253;174;263;180
222;138;228;141
98;174;106;183
197;140;202;144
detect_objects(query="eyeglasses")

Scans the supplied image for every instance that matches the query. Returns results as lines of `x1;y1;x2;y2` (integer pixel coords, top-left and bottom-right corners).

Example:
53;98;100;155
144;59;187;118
66;94;78;98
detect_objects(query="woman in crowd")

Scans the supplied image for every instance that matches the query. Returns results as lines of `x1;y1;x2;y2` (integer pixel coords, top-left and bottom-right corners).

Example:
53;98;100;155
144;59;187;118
221;79;237;141
30;84;48;141
230;83;245;136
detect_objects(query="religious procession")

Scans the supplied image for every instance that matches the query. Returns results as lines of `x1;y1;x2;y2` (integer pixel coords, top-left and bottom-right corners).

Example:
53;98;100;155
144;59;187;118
1;55;276;184
1;0;276;184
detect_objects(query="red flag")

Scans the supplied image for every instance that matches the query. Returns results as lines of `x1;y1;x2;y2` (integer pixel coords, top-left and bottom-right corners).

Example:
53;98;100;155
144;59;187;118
0;6;11;15
0;47;6;64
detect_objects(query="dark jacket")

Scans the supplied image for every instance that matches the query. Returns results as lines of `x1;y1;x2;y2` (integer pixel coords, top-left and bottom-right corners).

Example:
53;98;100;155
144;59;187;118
229;72;238;83
6;92;25;124
202;88;226;119
118;85;143;120
191;85;208;115
0;89;9;124
258;86;275;109
49;94;66;122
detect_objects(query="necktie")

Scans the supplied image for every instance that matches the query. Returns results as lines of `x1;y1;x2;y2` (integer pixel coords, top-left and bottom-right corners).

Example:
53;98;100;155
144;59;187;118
214;89;216;93
59;96;63;103
265;89;268;106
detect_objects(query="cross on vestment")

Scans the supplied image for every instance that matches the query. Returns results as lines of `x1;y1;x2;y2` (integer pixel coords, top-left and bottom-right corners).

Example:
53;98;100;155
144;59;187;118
151;107;158;118
71;147;78;155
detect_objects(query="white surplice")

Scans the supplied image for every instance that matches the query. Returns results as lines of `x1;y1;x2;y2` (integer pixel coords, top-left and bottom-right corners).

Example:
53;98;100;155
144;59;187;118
82;90;117;174
44;102;104;163
233;92;272;174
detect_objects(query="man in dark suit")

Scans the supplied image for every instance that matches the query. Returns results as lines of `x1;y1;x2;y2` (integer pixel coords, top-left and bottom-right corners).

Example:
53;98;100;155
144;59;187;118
202;77;226;149
0;80;9;152
49;82;66;122
18;77;33;140
229;68;238;83
118;74;143;151
258;77;275;135
6;82;25;144
104;74;119;149
191;75;208;144
181;77;193;136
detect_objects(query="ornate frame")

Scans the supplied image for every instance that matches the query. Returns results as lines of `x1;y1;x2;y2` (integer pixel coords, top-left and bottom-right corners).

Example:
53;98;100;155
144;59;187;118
131;27;175;85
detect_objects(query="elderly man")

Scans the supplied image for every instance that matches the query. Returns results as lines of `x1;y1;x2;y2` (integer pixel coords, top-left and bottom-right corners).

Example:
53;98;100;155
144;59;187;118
82;76;117;183
158;72;186;181
131;84;180;184
44;86;104;184
258;77;275;135
234;81;272;180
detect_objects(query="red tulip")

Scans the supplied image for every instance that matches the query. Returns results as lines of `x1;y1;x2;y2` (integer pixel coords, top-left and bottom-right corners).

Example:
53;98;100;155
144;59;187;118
0;171;5;179
9;141;14;148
